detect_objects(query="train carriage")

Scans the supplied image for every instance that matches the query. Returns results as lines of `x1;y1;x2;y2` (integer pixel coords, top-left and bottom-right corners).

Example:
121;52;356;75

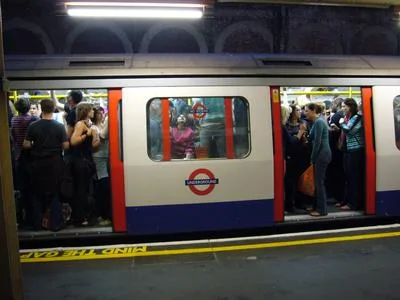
6;53;400;238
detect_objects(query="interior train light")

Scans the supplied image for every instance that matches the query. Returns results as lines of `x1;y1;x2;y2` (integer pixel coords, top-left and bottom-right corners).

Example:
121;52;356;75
65;2;205;19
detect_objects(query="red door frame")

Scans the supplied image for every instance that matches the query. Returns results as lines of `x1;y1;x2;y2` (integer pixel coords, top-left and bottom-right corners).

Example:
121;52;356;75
362;87;376;215
270;86;285;222
271;86;376;221
109;89;127;232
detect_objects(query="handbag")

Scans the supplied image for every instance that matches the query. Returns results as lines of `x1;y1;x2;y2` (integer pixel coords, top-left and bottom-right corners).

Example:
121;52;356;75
298;164;315;197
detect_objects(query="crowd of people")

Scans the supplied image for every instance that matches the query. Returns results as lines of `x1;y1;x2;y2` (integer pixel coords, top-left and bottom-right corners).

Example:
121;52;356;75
282;97;365;217
8;90;111;231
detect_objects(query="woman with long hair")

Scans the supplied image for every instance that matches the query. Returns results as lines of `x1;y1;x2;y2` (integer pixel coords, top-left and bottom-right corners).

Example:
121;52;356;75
281;105;307;212
284;105;309;211
332;98;365;210
70;102;100;226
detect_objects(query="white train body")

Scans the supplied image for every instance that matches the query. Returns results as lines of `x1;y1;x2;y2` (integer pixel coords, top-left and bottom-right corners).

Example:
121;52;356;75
7;54;400;235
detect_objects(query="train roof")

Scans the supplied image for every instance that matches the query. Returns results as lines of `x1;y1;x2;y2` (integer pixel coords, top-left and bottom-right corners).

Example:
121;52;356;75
5;53;400;78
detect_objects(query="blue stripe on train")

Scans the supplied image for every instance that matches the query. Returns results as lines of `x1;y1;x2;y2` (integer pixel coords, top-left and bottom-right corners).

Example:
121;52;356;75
376;190;400;217
126;199;274;235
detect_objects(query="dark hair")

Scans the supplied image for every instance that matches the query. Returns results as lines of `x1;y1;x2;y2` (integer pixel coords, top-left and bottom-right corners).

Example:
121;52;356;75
343;98;358;116
68;90;83;105
14;98;31;114
289;104;300;120
305;102;323;114
332;97;344;113
40;99;55;114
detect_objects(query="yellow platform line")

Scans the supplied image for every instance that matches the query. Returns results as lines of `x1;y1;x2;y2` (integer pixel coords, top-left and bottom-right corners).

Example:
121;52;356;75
21;231;400;263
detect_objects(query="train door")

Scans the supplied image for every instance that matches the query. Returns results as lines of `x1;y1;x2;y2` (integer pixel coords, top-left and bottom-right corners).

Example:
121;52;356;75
371;86;400;216
121;86;275;235
10;89;119;237
273;86;375;222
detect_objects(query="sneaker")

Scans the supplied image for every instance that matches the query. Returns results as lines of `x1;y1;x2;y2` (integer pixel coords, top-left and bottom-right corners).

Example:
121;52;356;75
98;219;112;226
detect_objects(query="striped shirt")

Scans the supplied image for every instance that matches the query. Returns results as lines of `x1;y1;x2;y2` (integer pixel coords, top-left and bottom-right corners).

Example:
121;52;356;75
341;114;364;152
11;114;38;159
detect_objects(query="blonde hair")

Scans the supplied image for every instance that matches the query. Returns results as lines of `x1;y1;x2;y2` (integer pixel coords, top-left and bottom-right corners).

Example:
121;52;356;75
281;105;292;125
76;102;93;121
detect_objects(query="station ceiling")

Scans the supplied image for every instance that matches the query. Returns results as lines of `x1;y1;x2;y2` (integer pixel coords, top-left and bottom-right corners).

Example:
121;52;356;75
3;0;400;11
217;0;400;8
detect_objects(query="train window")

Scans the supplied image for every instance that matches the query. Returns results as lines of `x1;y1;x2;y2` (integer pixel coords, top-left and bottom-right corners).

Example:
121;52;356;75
147;97;250;161
280;86;361;106
394;96;400;150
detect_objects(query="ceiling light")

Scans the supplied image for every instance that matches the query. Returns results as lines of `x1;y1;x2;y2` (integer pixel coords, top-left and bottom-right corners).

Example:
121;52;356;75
65;2;205;19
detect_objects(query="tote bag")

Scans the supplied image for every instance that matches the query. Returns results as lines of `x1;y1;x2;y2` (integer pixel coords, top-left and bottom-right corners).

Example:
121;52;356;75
298;164;315;197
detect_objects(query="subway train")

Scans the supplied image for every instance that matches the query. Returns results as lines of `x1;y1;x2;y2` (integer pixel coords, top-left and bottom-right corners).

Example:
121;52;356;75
6;53;400;238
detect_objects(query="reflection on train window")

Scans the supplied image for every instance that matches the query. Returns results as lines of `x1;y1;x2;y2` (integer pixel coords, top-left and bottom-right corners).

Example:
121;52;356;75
147;97;250;161
394;95;400;150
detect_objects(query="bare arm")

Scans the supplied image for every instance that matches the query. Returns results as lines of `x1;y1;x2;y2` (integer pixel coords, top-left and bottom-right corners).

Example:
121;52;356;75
62;141;70;150
70;121;90;146
100;116;109;139
67;125;74;138
23;139;32;149
51;91;65;112
91;127;101;150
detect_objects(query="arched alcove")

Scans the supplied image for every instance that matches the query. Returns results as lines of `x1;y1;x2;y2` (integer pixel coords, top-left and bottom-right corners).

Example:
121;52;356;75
148;28;200;53
70;29;126;54
4;18;54;54
65;22;132;53
140;23;207;53
215;21;272;53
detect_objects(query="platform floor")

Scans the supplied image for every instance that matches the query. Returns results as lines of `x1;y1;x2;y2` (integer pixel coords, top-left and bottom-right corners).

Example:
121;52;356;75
22;226;400;300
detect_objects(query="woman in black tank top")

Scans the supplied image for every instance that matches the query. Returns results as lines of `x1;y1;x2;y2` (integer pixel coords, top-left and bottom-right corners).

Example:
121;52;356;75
70;102;100;226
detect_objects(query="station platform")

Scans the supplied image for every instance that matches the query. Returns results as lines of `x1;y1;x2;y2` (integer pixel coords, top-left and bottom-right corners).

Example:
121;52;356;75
22;224;400;300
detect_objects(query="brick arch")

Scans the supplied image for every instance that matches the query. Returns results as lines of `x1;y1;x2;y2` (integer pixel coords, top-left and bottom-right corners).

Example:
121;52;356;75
4;18;55;54
139;23;207;53
288;24;343;54
215;21;273;53
349;26;397;55
64;21;132;54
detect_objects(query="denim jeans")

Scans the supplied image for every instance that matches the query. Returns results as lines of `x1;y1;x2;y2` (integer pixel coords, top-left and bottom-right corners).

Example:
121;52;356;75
314;161;329;215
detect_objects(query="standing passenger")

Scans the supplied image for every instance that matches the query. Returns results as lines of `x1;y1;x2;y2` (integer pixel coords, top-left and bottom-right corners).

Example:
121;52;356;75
336;98;365;211
91;107;112;225
284;105;308;212
305;103;332;217
327;98;345;206
11;97;38;226
29;102;41;118
23;99;69;231
70;103;100;226
281;105;307;213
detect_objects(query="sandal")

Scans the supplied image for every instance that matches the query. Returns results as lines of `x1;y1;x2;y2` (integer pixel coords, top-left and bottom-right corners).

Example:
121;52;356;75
309;211;327;217
340;205;351;210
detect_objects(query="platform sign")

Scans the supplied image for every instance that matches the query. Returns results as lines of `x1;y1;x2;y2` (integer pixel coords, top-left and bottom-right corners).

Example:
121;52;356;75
185;168;219;196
